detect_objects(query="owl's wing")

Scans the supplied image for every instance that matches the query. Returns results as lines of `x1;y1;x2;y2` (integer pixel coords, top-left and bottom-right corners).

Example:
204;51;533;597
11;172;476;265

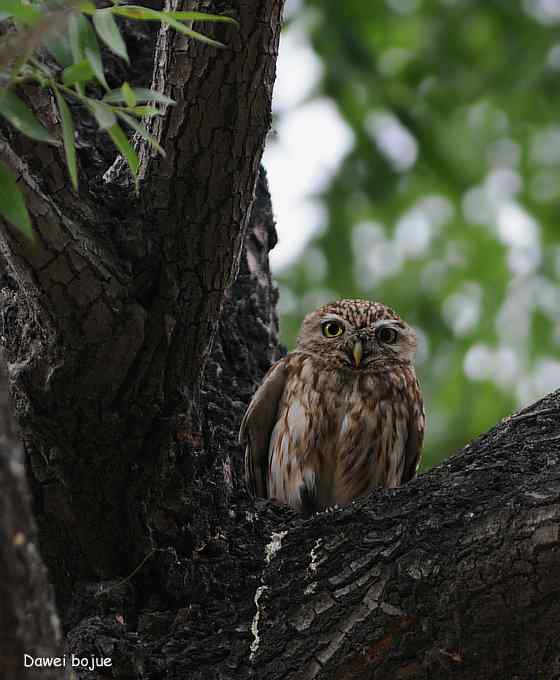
401;378;425;484
239;358;289;498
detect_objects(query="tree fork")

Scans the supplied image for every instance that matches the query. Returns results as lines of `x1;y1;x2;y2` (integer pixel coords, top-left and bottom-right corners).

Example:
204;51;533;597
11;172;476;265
0;0;285;593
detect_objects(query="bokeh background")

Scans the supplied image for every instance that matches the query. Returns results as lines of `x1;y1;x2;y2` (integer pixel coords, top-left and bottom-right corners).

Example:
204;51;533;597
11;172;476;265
263;0;560;469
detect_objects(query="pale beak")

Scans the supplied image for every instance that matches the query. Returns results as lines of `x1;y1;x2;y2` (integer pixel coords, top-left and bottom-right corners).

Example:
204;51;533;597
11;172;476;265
352;340;363;368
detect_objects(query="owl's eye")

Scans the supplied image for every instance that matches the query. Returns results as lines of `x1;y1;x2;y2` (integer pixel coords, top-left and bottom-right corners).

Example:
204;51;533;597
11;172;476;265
322;320;344;338
376;326;398;344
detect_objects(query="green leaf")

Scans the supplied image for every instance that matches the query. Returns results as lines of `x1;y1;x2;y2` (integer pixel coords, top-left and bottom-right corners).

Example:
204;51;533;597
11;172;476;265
163;10;238;26
117;111;165;156
68;14;108;89
68;14;85;63
45;34;73;68
110;5;160;20
107;122;139;176
103;87;175;106
157;14;226;49
0;0;41;25
85;47;108;89
78;0;96;15
62;60;94;86
87;100;116;130
110;6;226;47
0;161;32;238
53;88;78;191
93;8;129;63
110;5;236;25
128;105;161;117
121;82;136;108
0;89;54;143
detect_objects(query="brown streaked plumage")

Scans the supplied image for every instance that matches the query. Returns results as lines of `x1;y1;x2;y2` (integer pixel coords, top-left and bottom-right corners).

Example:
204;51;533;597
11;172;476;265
239;299;425;513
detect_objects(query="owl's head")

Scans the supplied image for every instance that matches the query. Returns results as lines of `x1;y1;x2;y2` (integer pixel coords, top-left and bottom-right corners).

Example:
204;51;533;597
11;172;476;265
296;299;417;370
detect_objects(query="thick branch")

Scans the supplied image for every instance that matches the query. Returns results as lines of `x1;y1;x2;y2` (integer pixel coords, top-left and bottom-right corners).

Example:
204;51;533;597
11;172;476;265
245;393;560;679
137;0;284;402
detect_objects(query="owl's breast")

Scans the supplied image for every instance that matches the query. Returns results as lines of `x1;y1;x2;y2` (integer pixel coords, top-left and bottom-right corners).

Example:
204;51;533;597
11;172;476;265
267;356;342;507
268;355;410;510
332;370;410;502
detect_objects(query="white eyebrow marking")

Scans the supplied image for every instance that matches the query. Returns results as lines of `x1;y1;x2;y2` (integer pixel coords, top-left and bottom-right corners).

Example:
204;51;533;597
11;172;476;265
320;314;346;324
372;319;403;330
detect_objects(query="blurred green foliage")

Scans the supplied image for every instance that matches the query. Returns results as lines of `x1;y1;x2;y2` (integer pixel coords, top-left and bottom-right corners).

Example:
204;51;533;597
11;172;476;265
275;0;560;468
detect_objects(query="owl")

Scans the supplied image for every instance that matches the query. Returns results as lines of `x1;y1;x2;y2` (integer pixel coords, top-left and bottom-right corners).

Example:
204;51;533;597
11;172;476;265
239;299;424;514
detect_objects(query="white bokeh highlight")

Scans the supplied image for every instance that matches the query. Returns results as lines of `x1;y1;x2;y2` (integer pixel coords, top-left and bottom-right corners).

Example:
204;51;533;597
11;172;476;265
365;111;418;173
264;18;354;271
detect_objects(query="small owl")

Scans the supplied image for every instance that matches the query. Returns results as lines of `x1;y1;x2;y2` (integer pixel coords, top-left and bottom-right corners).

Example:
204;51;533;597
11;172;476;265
239;299;424;514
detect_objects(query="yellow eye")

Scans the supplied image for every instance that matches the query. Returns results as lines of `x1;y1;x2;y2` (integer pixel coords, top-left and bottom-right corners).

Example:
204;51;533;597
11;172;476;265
322;320;344;338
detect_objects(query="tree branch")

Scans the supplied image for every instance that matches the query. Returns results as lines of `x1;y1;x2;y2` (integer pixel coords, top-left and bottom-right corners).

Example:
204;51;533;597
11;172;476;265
136;0;284;404
246;392;560;679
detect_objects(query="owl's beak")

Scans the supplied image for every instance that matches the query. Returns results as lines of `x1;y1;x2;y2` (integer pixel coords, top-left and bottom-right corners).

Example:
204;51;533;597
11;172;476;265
352;340;363;367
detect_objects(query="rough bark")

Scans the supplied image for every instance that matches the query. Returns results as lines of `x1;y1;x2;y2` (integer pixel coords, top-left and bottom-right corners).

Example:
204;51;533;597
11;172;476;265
0;0;284;601
247;394;560;680
0;361;62;680
1;1;560;679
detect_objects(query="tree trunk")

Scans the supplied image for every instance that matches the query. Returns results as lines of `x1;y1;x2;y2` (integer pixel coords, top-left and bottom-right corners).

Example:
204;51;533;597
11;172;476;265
0;361;62;680
1;1;560;679
0;0;284;598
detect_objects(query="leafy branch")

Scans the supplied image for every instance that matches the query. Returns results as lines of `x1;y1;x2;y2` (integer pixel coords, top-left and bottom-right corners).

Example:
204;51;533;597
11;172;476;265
0;0;238;237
